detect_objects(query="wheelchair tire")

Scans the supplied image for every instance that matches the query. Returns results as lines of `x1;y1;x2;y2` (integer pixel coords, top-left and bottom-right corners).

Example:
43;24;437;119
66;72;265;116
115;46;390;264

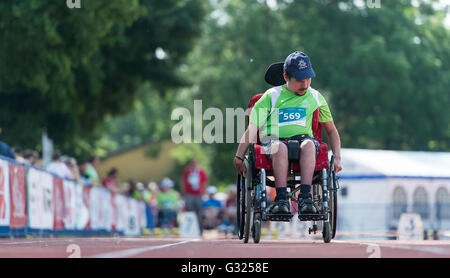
252;218;261;244
242;159;253;243
237;175;245;240
323;222;331;243
243;160;253;243
328;158;338;240
329;180;338;239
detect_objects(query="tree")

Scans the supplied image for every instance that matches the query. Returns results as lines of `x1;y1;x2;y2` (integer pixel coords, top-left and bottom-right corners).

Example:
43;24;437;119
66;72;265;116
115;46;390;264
0;0;206;158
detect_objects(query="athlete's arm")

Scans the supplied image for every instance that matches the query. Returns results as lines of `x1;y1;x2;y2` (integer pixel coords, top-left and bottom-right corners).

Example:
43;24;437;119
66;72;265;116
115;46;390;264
234;122;259;177
321;121;343;173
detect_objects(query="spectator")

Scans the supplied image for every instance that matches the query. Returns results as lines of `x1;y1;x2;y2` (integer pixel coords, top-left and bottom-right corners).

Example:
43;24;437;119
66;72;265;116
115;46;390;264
78;160;92;187
157;178;181;228
181;159;209;230
62;156;82;185
126;180;143;200
13;147;26;164
84;155;100;186
23;149;39;166
102;168;121;194
219;185;238;235
46;150;73;179
145;182;160;228
0;140;15;159
201;185;224;230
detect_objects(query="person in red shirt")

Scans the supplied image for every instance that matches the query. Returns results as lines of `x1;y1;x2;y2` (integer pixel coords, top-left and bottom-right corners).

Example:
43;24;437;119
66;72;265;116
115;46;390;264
181;159;208;231
102;168;121;194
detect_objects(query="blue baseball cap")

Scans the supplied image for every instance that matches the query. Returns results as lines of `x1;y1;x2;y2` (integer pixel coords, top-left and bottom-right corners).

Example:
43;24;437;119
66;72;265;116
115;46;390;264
283;51;316;81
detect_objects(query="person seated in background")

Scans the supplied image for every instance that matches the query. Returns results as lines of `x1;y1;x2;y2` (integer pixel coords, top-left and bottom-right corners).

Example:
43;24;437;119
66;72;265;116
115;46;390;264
46;150;73;180
201;185;224;230
156;178;181;228
102;168;121;194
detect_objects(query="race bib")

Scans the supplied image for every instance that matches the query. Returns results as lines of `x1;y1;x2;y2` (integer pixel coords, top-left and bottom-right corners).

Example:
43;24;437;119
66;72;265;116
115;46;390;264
278;108;306;127
188;172;200;191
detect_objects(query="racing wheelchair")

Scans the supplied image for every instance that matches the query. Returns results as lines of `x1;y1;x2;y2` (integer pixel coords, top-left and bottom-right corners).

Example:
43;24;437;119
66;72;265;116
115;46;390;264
236;90;340;244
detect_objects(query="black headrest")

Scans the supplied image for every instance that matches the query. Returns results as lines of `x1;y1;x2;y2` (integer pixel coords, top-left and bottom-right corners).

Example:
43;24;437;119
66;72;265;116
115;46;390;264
264;62;285;86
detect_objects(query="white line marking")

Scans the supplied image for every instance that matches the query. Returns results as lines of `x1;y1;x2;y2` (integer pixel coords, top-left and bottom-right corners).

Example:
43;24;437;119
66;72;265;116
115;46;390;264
0;241;48;245
333;240;450;256
86;239;200;258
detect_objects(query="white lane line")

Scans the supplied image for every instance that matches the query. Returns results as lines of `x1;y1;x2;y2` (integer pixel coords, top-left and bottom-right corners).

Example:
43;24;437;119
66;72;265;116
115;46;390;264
0;241;48;245
86;239;200;258
333;240;450;256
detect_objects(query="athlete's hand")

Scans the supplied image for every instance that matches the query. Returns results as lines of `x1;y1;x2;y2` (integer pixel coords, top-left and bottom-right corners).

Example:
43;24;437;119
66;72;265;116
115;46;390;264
234;157;247;178
333;157;343;173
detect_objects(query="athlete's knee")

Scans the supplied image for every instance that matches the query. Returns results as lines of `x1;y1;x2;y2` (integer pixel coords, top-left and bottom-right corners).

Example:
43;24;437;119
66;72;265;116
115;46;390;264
300;140;316;155
270;141;288;158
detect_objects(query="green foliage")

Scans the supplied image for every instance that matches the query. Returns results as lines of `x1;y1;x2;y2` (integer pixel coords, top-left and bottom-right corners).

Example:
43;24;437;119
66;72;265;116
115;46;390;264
0;0;206;158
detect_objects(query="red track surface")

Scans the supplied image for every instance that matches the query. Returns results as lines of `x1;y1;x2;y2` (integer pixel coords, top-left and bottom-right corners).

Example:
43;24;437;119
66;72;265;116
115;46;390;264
0;236;450;258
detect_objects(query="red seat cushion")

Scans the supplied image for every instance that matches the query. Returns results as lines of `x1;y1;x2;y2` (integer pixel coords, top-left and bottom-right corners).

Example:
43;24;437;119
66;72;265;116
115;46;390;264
254;141;329;172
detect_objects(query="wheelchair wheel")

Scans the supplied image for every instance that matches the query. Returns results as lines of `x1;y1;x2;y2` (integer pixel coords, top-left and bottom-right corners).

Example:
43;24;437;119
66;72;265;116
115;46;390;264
328;157;338;239
236;174;245;240
252;218;261;244
242;159;253;243
329;180;337;239
323;222;331;243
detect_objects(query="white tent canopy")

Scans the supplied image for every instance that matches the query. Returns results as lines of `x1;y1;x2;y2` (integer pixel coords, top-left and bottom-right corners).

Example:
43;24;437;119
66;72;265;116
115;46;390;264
338;148;450;178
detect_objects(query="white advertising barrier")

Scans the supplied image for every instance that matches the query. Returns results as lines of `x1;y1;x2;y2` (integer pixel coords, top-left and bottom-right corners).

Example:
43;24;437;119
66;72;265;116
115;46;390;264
27;167;54;230
0;160;10;227
115;194;128;233
178;212;201;237
125;198;140;236
100;189;113;231
74;183;89;230
89;187;102;230
397;213;424;240
139;201;147;230
63;179;76;230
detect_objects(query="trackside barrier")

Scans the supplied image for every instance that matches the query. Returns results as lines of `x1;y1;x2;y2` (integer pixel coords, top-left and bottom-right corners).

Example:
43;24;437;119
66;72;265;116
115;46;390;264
0;155;153;237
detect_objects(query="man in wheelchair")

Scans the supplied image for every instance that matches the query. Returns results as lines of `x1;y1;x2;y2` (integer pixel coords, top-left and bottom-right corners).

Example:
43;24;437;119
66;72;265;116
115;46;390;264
233;51;342;218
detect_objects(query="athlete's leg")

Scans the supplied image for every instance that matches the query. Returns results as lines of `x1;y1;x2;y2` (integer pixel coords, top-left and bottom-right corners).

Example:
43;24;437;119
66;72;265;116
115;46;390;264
268;141;290;214
298;139;318;214
299;140;316;185
270;141;288;189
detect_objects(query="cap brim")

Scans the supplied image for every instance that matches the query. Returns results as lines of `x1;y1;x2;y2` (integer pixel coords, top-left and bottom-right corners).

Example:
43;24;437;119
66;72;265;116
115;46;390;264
264;62;285;86
290;67;316;81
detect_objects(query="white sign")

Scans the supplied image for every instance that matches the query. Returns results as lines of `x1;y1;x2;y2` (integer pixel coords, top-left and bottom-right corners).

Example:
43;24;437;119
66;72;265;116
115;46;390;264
63;180;76;230
74;183;89;230
397;213;423;240
89;187;101;230
0;160;10;226
100;189;113;231
139;202;147;230
115;194;128;233
178;212;201;237
125;198;140;236
27;168;54;229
